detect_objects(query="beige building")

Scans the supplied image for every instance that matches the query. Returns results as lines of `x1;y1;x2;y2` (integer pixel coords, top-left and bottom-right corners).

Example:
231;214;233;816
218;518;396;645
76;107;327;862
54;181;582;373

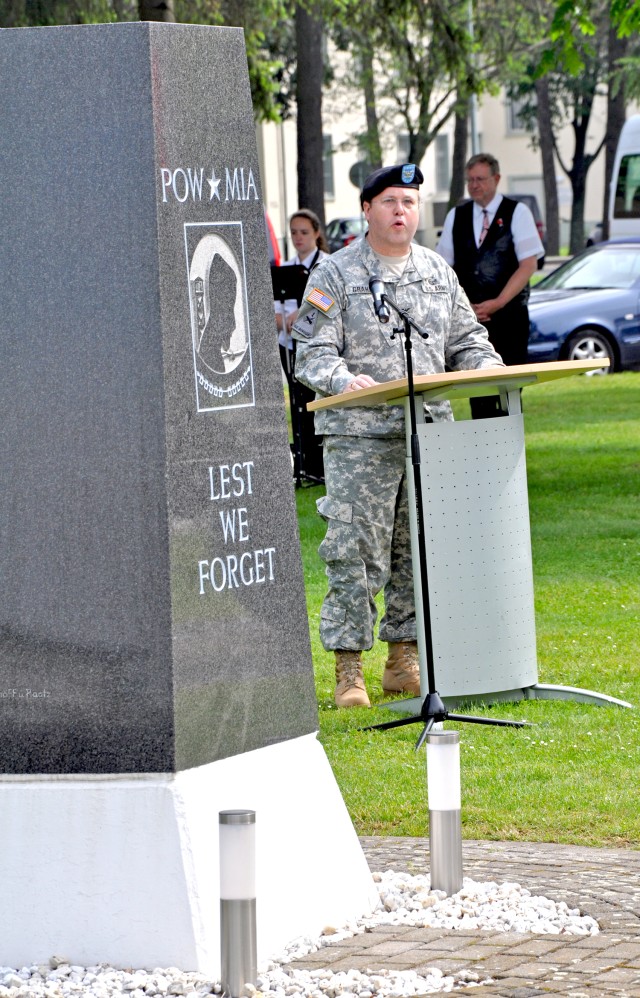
258;84;621;259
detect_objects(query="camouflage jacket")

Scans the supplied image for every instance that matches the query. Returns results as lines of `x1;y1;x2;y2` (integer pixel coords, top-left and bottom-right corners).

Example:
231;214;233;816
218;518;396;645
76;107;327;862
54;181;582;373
292;235;503;437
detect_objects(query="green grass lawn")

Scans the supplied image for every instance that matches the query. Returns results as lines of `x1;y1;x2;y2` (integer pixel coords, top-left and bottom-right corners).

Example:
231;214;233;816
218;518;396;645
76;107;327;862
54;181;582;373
295;372;640;847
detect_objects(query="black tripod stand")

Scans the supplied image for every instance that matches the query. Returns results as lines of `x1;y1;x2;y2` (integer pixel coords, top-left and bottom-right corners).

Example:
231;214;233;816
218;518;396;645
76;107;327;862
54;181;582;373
364;286;529;750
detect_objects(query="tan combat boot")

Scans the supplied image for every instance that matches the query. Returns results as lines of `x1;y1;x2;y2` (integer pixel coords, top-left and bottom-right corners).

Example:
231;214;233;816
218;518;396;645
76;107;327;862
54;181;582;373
334;650;370;708
382;641;421;696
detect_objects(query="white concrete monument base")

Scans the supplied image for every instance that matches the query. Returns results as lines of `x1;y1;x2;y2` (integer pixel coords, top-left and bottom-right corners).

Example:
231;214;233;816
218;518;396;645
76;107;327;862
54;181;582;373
1;733;378;974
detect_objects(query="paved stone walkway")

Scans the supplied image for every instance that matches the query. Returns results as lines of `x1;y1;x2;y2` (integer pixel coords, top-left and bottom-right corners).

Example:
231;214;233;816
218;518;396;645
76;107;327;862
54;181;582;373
288;838;640;997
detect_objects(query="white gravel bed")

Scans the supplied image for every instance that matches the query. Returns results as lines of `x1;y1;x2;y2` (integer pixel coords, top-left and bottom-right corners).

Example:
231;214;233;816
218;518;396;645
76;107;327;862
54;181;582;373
0;872;599;997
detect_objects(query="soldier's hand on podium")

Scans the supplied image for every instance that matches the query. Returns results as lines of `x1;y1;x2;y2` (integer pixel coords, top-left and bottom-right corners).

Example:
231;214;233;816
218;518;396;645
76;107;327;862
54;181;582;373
346;374;378;391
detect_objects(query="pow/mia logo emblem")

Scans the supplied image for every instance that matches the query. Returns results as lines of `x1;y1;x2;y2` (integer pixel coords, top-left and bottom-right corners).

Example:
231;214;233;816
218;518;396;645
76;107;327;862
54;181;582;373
185;222;255;413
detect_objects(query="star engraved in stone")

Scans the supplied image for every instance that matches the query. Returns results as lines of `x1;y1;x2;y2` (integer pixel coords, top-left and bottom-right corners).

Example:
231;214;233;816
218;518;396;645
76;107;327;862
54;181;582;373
208;170;221;200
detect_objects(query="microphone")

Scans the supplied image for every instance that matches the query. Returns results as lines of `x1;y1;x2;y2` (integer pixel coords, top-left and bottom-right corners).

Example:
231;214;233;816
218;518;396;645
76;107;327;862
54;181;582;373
368;275;390;324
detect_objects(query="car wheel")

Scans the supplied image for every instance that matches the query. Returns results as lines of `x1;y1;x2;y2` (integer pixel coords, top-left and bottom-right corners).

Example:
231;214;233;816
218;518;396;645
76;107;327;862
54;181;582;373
566;329;615;374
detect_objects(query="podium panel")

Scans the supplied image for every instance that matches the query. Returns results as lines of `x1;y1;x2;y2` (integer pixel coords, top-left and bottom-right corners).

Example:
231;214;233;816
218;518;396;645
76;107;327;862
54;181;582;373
418;416;538;697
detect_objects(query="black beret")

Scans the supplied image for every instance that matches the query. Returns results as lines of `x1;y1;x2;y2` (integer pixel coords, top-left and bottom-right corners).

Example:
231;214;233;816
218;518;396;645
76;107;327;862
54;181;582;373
360;164;423;207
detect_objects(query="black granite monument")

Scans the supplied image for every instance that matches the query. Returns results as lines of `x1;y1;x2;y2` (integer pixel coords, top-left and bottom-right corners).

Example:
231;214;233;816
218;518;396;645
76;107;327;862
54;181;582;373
0;22;318;775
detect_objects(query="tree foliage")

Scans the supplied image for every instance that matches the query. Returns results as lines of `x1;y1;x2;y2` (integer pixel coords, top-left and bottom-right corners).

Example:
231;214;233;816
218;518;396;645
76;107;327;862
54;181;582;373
507;22;610;251
328;0;481;166
546;0;640;73
506;0;640;251
327;0;553;192
0;0;134;23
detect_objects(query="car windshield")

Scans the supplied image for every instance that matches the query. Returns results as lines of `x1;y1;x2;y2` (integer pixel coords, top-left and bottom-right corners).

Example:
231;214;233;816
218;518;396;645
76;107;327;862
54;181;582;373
342;218;365;236
539;245;640;291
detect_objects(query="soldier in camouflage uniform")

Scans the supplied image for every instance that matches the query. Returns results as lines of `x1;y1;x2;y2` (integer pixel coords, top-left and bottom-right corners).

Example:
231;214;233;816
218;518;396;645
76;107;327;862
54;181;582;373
292;164;503;708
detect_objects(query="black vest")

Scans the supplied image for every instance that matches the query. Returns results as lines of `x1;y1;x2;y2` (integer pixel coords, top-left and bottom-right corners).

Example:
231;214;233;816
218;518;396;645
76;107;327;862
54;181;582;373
452;198;528;308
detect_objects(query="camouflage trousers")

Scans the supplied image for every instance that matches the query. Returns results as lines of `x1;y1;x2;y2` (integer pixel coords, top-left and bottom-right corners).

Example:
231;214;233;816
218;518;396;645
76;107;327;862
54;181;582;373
316;435;416;651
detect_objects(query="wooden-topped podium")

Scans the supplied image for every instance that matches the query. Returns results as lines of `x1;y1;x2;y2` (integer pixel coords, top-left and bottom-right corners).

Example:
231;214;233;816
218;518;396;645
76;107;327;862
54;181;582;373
310;361;631;711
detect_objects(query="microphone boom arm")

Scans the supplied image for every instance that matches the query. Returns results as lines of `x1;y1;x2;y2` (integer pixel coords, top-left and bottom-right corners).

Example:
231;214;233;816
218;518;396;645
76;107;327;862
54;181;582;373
380;293;430;342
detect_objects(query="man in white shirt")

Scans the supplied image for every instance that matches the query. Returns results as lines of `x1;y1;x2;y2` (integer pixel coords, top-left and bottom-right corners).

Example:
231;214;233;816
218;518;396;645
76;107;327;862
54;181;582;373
436;153;544;417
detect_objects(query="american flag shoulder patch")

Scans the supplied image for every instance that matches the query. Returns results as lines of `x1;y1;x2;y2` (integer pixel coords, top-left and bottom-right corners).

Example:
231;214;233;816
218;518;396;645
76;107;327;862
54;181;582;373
306;287;335;312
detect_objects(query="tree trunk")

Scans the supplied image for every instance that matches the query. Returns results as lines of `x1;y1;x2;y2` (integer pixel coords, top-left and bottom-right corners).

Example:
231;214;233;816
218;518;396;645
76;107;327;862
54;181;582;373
569;170;587;254
602;27;627;240
568;116;590;254
535;76;559;255
295;1;325;225
138;0;175;21
361;44;382;171
448;98;468;210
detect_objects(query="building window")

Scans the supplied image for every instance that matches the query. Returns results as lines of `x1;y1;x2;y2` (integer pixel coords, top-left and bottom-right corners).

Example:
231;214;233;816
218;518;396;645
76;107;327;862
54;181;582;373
397;133;410;163
323;134;334;198
507;96;528;134
435;134;450;192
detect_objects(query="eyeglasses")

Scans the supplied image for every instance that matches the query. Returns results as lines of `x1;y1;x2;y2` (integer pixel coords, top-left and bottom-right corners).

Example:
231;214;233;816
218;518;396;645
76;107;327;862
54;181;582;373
373;196;420;211
466;174;494;185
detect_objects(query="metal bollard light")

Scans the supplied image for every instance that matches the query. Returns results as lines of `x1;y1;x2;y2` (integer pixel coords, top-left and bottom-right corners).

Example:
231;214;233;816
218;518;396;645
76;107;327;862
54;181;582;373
426;730;463;896
219;810;257;998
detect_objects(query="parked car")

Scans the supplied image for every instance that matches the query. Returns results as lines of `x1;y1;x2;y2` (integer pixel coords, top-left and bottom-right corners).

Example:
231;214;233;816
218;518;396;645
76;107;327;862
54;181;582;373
326;216;366;253
586;222;604;246
527;239;640;373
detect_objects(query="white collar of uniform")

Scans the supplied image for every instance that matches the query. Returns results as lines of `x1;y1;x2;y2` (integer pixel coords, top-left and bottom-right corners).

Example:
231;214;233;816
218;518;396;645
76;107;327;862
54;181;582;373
296;249;319;267
474;192;503;220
